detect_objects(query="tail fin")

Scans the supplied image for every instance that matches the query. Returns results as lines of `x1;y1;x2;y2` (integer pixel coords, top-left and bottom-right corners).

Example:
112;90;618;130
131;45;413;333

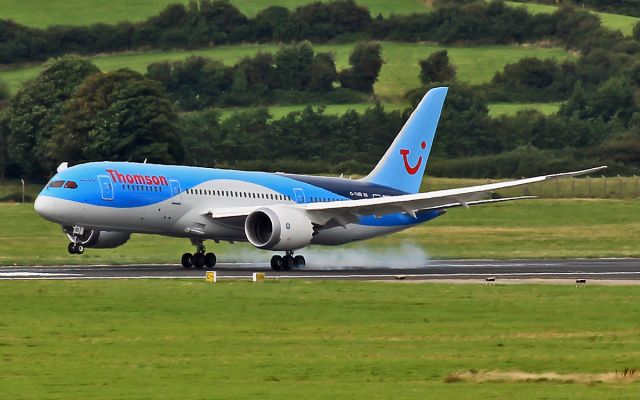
361;87;448;194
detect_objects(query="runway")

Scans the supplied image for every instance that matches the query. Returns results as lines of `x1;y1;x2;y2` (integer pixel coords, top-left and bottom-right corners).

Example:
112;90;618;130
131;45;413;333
1;258;640;281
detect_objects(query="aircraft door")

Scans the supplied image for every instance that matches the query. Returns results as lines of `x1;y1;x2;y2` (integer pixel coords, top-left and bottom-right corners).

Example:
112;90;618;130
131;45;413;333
293;188;305;203
169;180;182;204
98;175;114;201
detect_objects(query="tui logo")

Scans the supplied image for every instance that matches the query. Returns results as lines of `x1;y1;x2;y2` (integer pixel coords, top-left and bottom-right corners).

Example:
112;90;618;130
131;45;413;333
400;141;427;175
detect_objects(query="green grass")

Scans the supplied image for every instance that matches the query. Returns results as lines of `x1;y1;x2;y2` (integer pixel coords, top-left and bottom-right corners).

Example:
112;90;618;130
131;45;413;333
505;1;640;36
1;0;428;28
1;279;640;399
216;102;409;120
1;198;639;265
488;102;562;117
0;42;573;101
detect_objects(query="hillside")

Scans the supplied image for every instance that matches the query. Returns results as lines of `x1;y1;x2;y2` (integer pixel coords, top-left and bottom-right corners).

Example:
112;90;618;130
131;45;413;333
0;42;572;102
1;0;428;28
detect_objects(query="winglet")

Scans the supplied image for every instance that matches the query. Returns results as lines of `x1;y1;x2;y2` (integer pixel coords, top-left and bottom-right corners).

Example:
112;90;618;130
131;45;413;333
544;165;607;180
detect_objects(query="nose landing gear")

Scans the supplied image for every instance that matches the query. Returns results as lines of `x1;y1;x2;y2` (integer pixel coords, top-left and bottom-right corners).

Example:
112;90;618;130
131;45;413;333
270;251;305;271
181;240;216;269
67;242;84;254
66;226;85;254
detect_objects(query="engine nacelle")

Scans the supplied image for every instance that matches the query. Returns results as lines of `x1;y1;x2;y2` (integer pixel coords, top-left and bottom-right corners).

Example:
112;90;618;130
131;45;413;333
65;228;131;249
244;206;314;251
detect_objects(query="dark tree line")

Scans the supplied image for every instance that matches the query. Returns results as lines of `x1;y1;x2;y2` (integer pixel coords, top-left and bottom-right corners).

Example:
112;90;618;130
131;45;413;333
145;42;381;110
2;0;639;64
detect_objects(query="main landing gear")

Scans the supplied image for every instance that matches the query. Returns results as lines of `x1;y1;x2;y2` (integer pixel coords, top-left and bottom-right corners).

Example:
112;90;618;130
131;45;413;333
181;240;216;269
270;251;305;271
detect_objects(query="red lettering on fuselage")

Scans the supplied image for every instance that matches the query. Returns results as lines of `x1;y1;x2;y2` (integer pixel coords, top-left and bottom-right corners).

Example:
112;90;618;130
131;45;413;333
106;169;169;186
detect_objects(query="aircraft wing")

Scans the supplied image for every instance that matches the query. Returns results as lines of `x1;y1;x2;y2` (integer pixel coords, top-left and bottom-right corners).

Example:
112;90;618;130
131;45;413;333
205;166;606;224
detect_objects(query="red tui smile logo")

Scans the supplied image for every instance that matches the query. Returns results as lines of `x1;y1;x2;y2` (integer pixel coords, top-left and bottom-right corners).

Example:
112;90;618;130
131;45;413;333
400;141;427;175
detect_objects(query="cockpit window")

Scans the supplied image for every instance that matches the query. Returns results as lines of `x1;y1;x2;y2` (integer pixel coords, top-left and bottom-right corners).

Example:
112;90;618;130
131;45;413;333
64;181;78;189
49;180;65;188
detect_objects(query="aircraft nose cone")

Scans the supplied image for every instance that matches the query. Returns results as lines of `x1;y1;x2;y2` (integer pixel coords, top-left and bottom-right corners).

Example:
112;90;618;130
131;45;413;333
34;195;56;219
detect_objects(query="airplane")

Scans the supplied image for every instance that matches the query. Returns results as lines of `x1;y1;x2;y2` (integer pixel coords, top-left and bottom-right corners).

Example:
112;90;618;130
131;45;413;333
34;87;605;270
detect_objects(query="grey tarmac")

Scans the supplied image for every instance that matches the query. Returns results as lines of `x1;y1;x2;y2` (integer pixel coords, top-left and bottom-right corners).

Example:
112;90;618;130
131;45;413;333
1;258;640;281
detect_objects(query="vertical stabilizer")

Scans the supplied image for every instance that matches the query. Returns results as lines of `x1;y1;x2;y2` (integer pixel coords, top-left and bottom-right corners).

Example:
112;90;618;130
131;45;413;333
361;87;448;194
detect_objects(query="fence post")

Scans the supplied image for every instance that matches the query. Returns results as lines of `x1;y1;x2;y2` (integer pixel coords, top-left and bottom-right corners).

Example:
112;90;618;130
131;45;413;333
21;178;25;203
603;175;607;198
618;175;623;199
556;179;560;198
571;177;575;198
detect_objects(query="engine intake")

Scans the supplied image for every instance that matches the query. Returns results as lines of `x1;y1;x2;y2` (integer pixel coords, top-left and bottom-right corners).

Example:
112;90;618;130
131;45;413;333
65;228;130;249
245;206;314;251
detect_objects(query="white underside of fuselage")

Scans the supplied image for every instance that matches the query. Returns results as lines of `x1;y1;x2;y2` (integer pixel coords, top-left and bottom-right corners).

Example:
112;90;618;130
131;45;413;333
39;179;412;248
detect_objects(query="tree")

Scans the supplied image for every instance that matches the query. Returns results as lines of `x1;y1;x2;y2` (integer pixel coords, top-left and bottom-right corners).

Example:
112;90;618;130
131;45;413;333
561;77;638;126
309;53;338;91
419;50;456;85
339;42;383;93
4;56;100;178
49;69;184;166
0;79;9;109
275;42;315;90
633;21;640;41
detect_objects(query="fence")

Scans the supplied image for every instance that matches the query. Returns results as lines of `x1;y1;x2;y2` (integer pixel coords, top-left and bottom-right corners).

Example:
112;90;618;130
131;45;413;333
423;176;640;199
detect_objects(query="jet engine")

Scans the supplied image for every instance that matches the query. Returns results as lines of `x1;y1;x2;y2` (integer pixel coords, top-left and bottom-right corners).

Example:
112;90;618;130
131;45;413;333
244;205;314;251
64;228;131;248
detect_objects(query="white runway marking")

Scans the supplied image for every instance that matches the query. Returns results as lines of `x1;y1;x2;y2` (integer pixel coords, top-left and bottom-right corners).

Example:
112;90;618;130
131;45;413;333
0;271;639;280
0;272;81;278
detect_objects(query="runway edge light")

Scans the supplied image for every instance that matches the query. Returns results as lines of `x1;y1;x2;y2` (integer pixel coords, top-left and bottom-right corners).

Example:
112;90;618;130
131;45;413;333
206;271;216;283
253;272;265;282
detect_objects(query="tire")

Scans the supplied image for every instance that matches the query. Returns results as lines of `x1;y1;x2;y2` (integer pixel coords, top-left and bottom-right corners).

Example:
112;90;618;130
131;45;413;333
193;253;205;269
181;253;193;268
77;245;84;254
67;242;76;254
282;255;294;271
270;255;282;271
294;255;306;268
204;252;217;269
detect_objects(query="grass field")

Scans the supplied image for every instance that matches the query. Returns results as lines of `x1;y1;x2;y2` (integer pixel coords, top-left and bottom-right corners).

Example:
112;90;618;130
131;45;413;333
1;279;639;399
504;1;640;36
0;42;573;102
1;198;638;265
488;102;562;117
216;102;409;120
4;0;636;37
1;0;429;28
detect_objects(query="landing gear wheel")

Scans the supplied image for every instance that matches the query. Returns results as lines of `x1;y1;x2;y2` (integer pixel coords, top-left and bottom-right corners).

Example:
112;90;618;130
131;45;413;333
193;253;205;269
181;253;193;268
204;252;216;269
282;255;294;271
294;255;306;268
76;245;84;254
68;242;76;254
270;255;282;271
